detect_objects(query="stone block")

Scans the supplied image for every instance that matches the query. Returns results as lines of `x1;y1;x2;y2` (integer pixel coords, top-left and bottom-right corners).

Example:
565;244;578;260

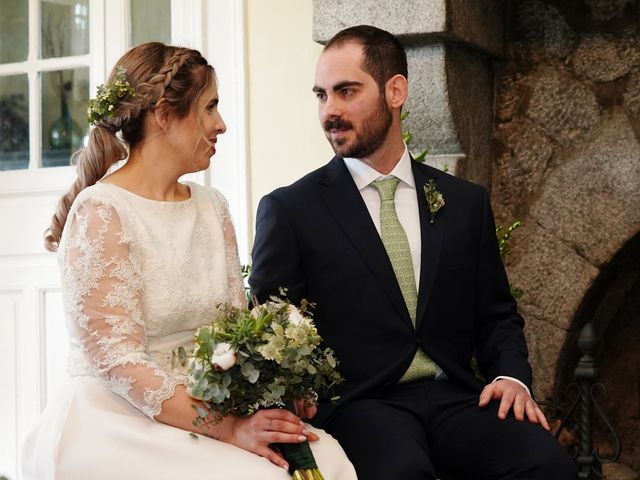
530;111;640;267
312;0;503;57
602;463;639;480
572;34;639;82
522;314;567;402
446;0;504;58
624;72;640;119
445;45;494;187
585;0;636;21
524;66;601;145
495;66;526;123
403;44;494;186
506;222;599;331
511;0;577;63
404;44;459;155
313;0;445;43
491;118;553;223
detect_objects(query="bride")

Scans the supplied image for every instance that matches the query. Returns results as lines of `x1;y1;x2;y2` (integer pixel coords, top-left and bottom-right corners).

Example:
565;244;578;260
23;42;357;480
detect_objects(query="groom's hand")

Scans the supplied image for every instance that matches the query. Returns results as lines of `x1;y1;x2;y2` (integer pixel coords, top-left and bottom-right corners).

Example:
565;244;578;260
293;397;318;420
478;379;550;430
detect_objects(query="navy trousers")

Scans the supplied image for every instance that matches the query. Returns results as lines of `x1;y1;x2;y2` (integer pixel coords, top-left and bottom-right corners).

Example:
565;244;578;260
325;379;577;480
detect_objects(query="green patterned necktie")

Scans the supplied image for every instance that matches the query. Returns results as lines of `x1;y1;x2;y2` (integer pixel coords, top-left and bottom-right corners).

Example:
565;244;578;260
372;177;437;382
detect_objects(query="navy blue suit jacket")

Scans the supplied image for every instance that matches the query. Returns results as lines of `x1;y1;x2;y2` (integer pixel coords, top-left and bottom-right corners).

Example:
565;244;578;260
249;157;532;426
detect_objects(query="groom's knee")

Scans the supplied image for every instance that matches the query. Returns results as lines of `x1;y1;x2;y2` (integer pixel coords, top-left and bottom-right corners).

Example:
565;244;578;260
518;439;577;479
325;400;437;480
340;438;436;480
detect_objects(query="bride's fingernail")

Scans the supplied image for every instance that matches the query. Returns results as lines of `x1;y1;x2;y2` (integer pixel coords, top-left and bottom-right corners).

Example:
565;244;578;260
282;463;289;470
302;429;311;435
298;435;307;441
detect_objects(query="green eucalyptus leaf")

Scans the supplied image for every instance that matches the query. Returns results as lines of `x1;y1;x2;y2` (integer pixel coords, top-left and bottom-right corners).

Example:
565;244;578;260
197;328;211;343
195;405;207;418
248;369;260;383
241;361;255;377
414;147;429;163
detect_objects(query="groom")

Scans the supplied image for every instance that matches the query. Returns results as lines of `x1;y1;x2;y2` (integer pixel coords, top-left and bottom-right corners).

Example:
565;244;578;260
250;25;575;479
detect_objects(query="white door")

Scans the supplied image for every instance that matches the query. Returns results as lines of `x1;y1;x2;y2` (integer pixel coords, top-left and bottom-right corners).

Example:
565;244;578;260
0;1;246;478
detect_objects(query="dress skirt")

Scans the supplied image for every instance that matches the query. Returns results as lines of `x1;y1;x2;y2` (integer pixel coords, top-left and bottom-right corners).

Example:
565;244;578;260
22;376;358;480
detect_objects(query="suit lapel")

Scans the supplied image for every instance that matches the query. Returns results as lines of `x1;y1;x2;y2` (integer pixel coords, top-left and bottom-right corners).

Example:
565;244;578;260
412;161;445;329
319;158;413;329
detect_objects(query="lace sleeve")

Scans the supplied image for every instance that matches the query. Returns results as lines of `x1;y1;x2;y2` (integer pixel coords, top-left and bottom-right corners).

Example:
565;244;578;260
215;191;247;309
61;197;179;418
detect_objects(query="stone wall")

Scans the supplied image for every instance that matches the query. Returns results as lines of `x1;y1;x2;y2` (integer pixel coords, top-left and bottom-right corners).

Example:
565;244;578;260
492;0;640;408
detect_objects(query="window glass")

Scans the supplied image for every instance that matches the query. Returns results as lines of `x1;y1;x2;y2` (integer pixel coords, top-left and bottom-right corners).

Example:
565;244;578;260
40;0;89;59
0;0;29;63
131;0;171;46
0;74;29;171
41;67;90;167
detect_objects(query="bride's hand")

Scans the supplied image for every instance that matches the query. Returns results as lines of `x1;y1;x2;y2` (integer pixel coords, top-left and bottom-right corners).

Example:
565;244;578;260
227;409;319;469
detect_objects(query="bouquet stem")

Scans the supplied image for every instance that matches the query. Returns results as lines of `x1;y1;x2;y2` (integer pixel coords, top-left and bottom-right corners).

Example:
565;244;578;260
291;468;325;480
273;439;324;479
265;401;326;479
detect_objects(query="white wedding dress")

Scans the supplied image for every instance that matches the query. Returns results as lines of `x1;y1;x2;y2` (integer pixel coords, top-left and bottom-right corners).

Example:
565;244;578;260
22;181;357;480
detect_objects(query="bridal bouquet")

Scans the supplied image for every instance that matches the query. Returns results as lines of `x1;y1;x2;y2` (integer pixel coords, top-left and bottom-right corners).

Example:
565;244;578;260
184;297;342;480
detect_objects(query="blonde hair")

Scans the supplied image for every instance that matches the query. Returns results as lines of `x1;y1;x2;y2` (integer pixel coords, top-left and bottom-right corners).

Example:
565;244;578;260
44;43;214;252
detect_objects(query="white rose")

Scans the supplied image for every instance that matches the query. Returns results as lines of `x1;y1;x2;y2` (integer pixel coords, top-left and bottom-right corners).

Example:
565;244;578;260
288;305;306;325
211;342;236;371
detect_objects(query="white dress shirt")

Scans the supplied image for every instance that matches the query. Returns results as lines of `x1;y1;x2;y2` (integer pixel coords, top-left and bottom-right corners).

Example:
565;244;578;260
343;145;530;394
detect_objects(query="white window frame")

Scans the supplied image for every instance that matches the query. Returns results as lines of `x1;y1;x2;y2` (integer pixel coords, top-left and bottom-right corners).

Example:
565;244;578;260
0;0;249;259
0;0;99;187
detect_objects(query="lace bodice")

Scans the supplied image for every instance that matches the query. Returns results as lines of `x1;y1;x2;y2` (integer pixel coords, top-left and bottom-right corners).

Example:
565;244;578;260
59;181;245;418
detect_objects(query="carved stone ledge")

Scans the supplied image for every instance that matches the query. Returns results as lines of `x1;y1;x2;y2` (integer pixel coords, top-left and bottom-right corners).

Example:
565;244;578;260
312;0;504;58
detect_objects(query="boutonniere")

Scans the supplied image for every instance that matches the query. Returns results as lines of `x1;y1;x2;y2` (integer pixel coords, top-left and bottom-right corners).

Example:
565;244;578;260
423;179;445;224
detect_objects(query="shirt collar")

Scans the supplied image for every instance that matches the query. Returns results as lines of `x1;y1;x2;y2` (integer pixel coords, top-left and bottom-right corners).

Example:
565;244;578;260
343;145;414;191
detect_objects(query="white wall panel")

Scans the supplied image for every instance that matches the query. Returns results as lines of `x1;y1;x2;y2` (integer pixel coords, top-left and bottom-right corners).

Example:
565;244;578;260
0;193;64;257
0;258;61;480
0;292;19;480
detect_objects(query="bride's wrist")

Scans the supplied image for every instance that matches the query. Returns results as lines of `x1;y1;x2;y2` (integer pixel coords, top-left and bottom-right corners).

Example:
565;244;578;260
204;414;236;444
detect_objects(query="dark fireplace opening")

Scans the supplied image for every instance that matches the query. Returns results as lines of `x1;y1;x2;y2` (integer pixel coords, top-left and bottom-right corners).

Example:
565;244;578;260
554;233;640;475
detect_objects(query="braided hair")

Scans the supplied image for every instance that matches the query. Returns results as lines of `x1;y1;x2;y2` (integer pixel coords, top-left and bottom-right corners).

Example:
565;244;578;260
44;43;214;252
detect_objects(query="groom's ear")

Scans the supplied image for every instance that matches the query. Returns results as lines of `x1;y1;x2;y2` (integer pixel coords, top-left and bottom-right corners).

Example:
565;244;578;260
385;74;408;110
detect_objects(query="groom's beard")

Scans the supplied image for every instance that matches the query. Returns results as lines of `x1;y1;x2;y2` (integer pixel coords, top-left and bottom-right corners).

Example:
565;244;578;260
323;94;392;159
